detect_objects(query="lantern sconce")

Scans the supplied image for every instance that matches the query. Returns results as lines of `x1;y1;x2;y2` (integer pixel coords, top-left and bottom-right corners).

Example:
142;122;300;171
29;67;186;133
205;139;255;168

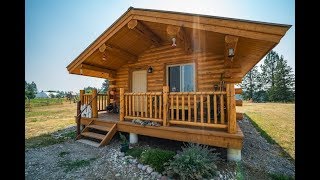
228;48;235;58
147;66;153;73
171;37;177;47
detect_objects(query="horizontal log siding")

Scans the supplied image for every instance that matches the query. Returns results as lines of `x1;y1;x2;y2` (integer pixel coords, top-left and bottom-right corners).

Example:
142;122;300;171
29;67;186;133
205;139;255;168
113;44;237;100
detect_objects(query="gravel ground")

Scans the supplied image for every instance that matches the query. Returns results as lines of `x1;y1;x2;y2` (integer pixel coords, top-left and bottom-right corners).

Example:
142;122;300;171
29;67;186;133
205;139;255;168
238;117;295;179
25;117;295;179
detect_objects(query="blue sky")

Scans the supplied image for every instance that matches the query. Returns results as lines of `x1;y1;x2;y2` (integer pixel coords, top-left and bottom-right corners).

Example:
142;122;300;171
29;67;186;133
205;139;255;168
26;0;294;92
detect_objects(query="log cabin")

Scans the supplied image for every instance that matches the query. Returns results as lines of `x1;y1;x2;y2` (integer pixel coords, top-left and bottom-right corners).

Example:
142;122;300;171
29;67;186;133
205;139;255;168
66;7;291;161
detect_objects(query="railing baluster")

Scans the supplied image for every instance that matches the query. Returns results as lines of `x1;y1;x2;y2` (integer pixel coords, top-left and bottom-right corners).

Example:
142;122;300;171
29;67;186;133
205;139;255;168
132;95;135;117
171;95;174;120
176;95;179;120
140;95;144;118
159;95;162;119
125;95;128;116
220;94;225;124
194;95;197;122
155;95;158;119
149;94;152;118
182;95;185;121
200;94;204;123
214;94;217;124
129;95;132;116
207;95;211;123
188;95;191;122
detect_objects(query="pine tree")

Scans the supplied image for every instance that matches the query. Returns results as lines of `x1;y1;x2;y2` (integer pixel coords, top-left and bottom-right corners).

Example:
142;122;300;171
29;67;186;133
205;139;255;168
260;50;278;101
241;66;260;101
273;55;295;102
101;79;109;93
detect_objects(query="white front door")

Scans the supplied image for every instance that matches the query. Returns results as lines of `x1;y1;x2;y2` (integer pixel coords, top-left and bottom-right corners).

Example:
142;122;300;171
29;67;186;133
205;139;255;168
132;70;147;112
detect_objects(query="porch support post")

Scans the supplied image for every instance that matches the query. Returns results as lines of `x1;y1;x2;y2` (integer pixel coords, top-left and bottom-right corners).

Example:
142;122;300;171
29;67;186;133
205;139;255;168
120;88;124;121
107;90;111;105
227;148;241;161
163;86;169;126
129;133;138;144
76;101;81;136
80;90;85;105
92;89;98;118
227;84;237;133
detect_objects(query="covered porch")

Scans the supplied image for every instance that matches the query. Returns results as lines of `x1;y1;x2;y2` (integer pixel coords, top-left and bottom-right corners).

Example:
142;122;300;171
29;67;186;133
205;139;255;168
76;84;244;150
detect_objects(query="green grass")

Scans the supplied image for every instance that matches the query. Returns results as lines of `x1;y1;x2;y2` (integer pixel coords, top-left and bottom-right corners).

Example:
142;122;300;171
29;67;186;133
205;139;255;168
59;158;97;172
25;134;65;149
269;173;294;180
25;102;76;139
236;162;244;180
237;102;295;159
59;151;70;157
25;130;76;149
140;148;175;172
245;115;276;145
25;98;64;108
125;147;145;158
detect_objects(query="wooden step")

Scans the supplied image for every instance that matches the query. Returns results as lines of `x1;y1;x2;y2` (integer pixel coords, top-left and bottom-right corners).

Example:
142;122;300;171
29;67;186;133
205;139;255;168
99;124;117;147
77;139;100;147
87;124;110;132
81;132;105;140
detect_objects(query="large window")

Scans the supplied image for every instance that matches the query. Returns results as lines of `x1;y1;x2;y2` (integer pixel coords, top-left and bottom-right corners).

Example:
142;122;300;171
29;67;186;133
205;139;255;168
167;64;195;92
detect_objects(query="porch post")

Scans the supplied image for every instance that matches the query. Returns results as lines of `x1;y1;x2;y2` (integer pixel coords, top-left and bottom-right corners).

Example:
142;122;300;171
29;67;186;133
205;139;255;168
76;101;81;136
80;90;84;105
92;89;98;118
227;84;237;133
120;88;124;121
163;86;169;126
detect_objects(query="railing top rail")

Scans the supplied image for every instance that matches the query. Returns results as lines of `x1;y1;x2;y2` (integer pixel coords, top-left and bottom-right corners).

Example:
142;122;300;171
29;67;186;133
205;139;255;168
169;91;227;95
124;92;163;95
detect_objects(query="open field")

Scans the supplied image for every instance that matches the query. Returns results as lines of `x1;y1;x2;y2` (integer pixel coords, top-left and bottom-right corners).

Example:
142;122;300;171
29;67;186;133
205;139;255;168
25;101;76;139
237;102;295;159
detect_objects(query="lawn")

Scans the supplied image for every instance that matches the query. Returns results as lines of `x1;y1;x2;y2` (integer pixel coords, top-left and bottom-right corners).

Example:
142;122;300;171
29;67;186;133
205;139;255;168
237;102;295;159
25;100;76;139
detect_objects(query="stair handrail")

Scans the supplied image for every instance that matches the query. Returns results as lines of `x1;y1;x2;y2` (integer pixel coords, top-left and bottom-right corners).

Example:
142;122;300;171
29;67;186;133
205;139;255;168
75;88;105;136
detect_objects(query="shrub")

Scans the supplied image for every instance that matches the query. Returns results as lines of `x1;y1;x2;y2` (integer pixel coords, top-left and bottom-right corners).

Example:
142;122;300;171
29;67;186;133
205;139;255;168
140;148;175;172
164;143;220;180
125;147;145;158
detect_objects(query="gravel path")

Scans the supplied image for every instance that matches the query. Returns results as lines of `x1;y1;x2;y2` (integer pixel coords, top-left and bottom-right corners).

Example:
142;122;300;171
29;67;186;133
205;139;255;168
26;118;295;179
238;116;295;179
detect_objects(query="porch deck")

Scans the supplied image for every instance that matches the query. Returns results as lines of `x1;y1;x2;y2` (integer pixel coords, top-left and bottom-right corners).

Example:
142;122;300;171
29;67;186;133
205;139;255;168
81;111;244;149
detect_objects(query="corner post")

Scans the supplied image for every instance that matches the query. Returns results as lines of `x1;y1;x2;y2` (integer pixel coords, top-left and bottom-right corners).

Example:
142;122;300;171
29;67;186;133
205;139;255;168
92;89;98;118
107;90;110;105
120;88;124;121
80;90;84;105
76;101;81;136
227;84;237;133
163;86;169;126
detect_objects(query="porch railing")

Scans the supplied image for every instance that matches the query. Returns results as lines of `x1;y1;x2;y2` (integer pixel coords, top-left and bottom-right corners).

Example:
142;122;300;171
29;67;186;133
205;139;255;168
79;89;109;117
119;84;238;133
123;92;163;123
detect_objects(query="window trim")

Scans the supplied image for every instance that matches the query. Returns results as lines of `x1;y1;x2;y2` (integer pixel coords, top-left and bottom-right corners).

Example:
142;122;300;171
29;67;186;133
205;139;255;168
166;63;196;92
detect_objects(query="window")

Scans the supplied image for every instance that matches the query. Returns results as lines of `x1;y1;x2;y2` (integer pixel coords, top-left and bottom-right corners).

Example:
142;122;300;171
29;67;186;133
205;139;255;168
167;63;195;92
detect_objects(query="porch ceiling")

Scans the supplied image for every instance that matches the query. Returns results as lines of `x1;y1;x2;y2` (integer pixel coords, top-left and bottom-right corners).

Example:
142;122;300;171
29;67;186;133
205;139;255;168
67;7;291;79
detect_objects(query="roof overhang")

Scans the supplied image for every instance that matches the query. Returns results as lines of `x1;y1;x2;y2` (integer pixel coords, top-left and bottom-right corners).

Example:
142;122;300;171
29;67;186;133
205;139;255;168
66;7;291;79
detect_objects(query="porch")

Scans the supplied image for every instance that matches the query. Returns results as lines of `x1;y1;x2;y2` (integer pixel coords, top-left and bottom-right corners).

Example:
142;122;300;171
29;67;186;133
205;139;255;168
76;84;244;150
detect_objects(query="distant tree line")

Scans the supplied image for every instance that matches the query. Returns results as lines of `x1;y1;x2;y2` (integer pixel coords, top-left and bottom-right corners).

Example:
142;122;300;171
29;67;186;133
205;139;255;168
240;50;295;102
25;81;37;99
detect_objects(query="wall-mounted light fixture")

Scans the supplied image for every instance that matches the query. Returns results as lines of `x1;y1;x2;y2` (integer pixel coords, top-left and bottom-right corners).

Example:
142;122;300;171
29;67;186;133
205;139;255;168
147;66;153;73
171;37;177;47
228;48;235;58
